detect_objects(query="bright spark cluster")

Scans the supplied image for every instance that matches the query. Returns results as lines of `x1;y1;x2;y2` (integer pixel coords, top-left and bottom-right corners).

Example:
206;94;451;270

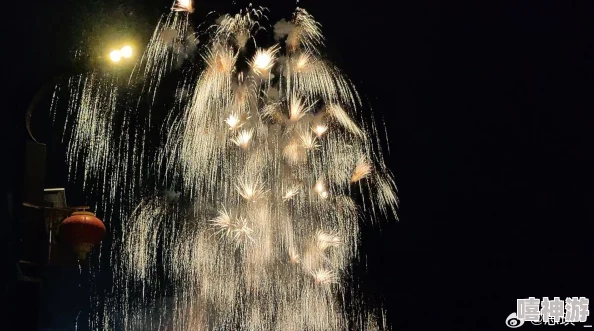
56;4;398;331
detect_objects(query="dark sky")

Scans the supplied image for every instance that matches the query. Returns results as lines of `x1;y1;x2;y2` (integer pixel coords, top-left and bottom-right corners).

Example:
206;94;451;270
3;0;594;330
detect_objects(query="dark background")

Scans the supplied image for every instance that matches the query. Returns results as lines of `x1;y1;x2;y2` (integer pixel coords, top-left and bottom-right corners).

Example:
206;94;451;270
2;0;593;330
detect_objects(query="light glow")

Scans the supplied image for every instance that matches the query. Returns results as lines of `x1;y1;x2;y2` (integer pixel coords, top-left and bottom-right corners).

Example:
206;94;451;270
109;50;122;62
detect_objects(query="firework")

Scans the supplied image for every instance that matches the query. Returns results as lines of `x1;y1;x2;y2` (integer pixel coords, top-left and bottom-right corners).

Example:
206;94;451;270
250;45;280;77
231;129;254;148
172;0;194;13
312;268;338;285
58;5;398;331
351;157;373;183
313;123;328;137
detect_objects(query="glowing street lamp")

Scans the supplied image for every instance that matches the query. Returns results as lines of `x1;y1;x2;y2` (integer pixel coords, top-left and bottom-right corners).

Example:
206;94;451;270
27;43;136;142
109;45;133;63
121;45;133;58
110;50;122;63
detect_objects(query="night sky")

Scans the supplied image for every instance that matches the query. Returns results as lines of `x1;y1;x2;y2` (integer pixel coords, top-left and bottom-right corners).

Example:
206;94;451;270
3;0;594;330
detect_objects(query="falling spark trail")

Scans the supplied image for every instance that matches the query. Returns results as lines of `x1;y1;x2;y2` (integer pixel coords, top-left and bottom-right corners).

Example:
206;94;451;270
130;10;191;108
56;5;398;331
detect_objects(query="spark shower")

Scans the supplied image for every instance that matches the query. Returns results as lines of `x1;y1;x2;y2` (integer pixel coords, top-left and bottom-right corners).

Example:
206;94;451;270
52;1;398;330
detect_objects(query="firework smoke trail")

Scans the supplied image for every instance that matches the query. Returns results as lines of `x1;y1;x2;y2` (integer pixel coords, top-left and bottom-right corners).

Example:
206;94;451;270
60;72;131;216
56;0;193;214
131;5;191;107
57;3;397;330
121;1;193;210
57;69;158;226
52;7;192;326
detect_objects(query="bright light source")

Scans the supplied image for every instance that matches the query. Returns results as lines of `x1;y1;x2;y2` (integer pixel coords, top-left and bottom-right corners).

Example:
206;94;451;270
173;0;194;13
110;50;122;62
120;45;133;58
